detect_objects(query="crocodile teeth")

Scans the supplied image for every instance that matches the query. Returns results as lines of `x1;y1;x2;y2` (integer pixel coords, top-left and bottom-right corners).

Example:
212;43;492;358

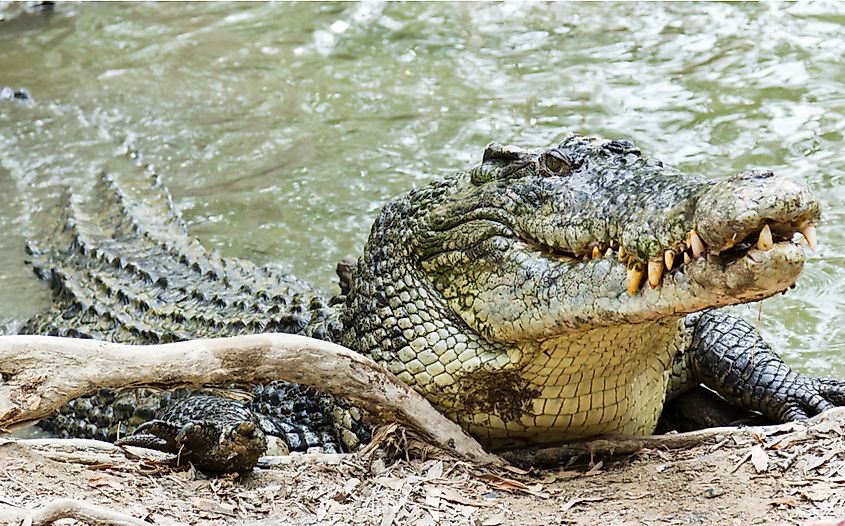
626;260;645;295
689;229;705;258
592;246;601;259
664;250;675;271
757;224;773;251
647;259;664;289
617;246;627;260
683;252;691;265
800;223;817;251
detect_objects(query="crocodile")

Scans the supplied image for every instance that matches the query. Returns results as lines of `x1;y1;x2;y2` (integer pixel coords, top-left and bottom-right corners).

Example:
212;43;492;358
20;134;845;458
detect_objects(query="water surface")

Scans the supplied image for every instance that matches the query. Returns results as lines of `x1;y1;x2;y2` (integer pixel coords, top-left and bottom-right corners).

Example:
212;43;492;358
0;2;843;376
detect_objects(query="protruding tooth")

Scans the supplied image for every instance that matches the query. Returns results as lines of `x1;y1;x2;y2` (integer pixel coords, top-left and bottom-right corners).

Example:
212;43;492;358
689;229;705;258
683;252;691;265
757;224;773;251
618;246;627;261
626;261;645;295
800;223;817;251
664;250;675;271
647;259;664;289
592;246;601;259
605;247;613;257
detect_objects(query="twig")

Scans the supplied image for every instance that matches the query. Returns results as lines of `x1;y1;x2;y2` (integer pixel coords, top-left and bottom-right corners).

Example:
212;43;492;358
1;465;31;494
498;408;845;468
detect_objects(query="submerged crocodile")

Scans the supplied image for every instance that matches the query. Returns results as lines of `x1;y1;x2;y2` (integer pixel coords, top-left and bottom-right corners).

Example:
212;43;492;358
21;135;845;464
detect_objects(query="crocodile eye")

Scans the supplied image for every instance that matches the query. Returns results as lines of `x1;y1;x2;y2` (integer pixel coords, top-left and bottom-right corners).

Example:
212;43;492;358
542;149;573;175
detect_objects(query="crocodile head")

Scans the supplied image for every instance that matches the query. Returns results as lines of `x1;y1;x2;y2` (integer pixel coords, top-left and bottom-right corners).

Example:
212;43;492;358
394;135;820;342
345;134;820;442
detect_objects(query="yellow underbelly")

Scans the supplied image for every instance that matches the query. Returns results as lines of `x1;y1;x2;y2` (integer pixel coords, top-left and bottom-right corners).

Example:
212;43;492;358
445;319;686;448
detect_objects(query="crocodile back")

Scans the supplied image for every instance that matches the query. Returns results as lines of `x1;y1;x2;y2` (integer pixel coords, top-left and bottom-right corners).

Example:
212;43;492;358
22;170;338;342
20;166;363;452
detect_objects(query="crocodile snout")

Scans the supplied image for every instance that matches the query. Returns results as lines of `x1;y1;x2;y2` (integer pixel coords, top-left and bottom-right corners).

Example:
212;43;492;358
693;169;820;255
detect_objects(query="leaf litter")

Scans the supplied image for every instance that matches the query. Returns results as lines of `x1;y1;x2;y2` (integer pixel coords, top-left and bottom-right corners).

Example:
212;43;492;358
1;411;844;524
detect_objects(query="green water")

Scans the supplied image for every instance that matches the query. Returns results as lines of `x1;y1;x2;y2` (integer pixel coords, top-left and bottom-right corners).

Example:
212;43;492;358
0;2;843;377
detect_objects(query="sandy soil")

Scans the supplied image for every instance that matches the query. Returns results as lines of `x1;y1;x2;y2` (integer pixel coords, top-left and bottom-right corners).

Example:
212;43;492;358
2;412;845;526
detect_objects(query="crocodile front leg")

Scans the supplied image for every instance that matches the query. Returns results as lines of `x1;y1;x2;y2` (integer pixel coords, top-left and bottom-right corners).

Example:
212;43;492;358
116;396;268;474
672;310;845;422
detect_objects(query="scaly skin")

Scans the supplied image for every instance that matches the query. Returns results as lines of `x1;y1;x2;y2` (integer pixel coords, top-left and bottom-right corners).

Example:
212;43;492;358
19;133;845;459
22;170;366;453
342;136;836;448
116;396;267;475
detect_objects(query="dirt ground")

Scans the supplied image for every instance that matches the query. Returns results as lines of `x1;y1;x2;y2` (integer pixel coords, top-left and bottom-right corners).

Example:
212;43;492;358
1;411;845;526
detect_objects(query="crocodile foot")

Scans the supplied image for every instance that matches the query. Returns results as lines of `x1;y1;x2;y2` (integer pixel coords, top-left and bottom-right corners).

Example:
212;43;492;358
779;377;845;421
116;396;267;475
685;310;845;424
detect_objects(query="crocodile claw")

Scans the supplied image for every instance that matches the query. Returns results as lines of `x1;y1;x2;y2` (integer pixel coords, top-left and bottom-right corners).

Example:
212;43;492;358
116;419;179;451
779;377;845;421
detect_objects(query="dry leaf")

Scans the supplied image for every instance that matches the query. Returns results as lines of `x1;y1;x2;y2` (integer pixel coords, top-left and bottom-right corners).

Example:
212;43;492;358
476;473;530;491
768;497;799;508
750;445;769;473
379;504;398;526
344;477;361;493
375;477;406;491
191;498;234;514
426;460;443;479
476;473;549;498
560;496;606;511
803;451;838;472
437;487;483;507
799;483;836;502
584;460;604;476
500;464;530;476
424;489;441;510
86;475;123;490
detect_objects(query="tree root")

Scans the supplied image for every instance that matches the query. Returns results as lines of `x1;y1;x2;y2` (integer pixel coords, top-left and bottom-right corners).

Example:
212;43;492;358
0;334;501;465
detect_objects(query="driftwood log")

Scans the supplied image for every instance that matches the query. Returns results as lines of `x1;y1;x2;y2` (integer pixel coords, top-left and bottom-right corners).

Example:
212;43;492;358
0;333;500;464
